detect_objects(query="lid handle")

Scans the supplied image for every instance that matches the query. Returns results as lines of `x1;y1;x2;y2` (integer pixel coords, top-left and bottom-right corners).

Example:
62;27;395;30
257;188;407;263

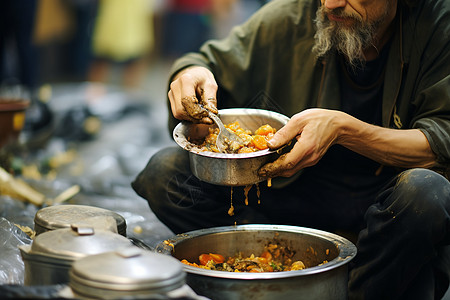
71;224;95;236
116;246;143;258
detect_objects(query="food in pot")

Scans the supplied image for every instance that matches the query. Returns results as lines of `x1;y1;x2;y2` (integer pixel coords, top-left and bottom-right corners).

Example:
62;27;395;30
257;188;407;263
195;122;276;154
181;242;318;272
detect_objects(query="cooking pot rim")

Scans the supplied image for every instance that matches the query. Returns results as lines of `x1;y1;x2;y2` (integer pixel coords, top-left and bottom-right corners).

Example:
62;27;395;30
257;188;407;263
156;224;357;280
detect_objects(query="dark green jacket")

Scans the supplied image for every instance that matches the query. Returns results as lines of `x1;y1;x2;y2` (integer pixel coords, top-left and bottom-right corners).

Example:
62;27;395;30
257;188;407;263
168;0;450;176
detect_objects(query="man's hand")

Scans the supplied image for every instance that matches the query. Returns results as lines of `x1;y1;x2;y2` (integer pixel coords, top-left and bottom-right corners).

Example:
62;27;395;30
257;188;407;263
259;108;343;178
168;66;219;123
258;108;437;179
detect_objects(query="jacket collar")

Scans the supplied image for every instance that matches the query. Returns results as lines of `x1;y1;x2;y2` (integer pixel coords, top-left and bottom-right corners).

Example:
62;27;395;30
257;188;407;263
382;7;407;128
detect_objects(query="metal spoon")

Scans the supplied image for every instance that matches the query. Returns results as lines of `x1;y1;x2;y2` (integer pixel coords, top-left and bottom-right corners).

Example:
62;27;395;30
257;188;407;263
206;110;244;153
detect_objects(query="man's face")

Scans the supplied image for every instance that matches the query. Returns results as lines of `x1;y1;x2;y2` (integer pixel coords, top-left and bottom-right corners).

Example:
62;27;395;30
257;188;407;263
313;0;397;66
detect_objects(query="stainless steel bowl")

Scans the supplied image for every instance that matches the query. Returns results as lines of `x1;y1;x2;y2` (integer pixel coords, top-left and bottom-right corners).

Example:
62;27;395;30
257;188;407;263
155;224;357;300
173;108;290;186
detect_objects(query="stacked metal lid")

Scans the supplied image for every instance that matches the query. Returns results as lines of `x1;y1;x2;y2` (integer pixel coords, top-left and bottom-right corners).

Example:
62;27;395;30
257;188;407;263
19;225;133;285
69;246;186;299
23;204;196;299
34;204;127;236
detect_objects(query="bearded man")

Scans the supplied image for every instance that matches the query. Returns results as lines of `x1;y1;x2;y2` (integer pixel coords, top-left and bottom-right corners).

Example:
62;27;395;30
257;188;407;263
133;0;450;298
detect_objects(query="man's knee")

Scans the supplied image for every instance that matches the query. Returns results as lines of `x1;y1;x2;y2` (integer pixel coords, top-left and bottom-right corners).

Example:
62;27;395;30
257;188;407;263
391;168;450;240
394;168;450;211
132;146;189;201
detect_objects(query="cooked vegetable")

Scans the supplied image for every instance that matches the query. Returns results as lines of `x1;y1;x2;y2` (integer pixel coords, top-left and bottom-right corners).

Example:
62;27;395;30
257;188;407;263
197;122;276;154
181;243;312;273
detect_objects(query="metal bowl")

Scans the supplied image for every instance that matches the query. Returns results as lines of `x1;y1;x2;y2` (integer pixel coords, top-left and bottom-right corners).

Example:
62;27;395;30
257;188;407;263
155;224;357;300
173;108;290;186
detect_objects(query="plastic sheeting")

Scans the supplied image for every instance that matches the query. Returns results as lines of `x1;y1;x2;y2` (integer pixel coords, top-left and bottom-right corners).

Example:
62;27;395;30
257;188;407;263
0;216;32;285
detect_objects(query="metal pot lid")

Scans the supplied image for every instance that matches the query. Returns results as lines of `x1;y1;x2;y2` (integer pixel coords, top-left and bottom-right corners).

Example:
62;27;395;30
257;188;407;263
30;225;132;260
70;247;185;295
34;204;126;235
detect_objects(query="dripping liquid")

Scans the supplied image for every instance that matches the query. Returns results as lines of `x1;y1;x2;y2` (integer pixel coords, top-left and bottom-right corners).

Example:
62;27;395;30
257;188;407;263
228;179;270;218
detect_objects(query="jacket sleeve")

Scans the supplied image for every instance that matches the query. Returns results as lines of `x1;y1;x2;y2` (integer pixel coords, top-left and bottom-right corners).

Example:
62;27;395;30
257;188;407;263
407;0;450;176
413;76;450;176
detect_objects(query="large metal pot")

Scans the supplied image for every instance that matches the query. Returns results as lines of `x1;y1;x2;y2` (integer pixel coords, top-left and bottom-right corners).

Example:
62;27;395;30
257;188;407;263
173;108;290;186
156;224;357;300
34;204;127;236
19;225;132;285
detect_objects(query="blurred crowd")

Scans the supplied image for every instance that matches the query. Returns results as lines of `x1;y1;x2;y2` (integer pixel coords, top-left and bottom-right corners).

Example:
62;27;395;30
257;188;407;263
0;0;269;93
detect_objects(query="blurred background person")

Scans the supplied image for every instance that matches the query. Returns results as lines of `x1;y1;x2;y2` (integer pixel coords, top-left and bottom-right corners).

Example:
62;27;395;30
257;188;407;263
210;0;265;39
62;0;99;81
160;0;267;59
88;0;155;89
161;0;212;59
0;0;39;91
210;0;238;39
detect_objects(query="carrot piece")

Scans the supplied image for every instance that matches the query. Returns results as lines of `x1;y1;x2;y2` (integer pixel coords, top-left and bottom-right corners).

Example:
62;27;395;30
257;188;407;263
199;253;225;265
255;124;275;136
199;254;213;266
260;251;273;262
209;253;225;263
252;135;268;150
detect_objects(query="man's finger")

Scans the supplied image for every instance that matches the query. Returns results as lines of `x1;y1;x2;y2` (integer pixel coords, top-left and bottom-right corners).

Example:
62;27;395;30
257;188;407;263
259;138;306;178
181;95;209;120
203;96;218;114
258;153;289;178
267;120;301;150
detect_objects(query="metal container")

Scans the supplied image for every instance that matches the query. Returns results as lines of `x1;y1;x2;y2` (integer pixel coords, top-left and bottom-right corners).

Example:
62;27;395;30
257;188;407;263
0;93;29;148
69;246;188;299
173;108;290;186
34;204;127;236
156;224;357;300
19;225;133;285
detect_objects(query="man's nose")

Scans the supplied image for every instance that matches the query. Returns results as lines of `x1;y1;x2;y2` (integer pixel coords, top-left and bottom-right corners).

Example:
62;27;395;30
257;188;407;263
322;0;347;10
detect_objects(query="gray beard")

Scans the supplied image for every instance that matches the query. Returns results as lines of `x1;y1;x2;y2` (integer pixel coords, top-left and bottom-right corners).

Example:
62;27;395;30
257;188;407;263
312;6;384;68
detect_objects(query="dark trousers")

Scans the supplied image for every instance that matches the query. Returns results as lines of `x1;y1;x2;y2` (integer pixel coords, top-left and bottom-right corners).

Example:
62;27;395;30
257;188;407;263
0;0;38;89
132;146;450;299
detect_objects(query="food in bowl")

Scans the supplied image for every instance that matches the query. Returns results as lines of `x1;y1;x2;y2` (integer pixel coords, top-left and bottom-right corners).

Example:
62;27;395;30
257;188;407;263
180;240;330;273
181;242;310;272
192;121;276;154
